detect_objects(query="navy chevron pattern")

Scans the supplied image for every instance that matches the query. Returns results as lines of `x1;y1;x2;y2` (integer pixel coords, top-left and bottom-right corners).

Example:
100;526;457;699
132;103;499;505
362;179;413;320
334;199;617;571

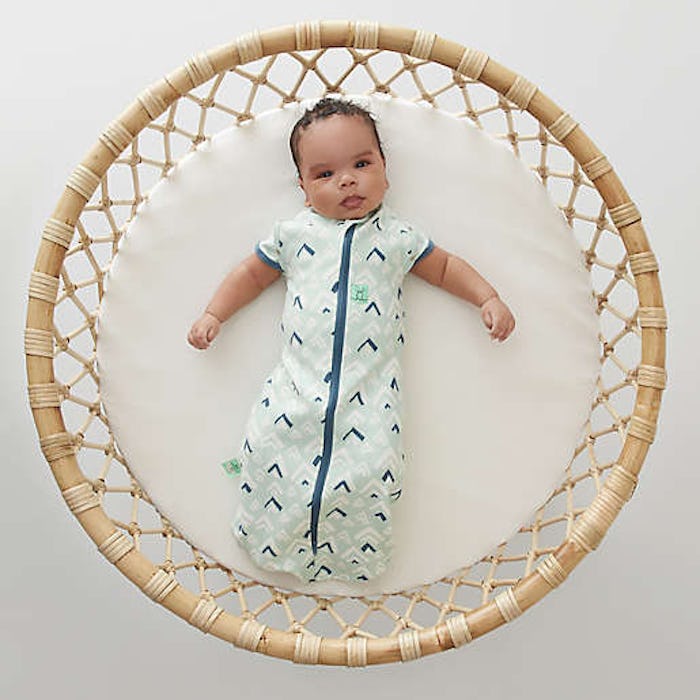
231;206;432;583
267;463;283;478
342;427;365;442
366;246;386;262
357;337;378;353
297;242;315;258
349;391;364;405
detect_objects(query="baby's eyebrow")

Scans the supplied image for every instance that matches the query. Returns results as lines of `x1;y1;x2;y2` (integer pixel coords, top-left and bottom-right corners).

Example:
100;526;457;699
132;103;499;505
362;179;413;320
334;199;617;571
306;150;376;173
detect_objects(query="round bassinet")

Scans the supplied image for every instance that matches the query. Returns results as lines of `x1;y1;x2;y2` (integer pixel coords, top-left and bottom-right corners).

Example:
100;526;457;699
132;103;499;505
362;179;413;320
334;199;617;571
25;21;667;665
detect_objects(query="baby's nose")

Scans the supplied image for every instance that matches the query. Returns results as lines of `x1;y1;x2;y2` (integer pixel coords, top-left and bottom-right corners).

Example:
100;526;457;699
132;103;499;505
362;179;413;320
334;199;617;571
339;171;356;186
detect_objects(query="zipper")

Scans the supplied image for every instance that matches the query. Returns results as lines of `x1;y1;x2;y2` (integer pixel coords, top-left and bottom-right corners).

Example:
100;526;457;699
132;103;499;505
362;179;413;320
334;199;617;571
309;222;357;557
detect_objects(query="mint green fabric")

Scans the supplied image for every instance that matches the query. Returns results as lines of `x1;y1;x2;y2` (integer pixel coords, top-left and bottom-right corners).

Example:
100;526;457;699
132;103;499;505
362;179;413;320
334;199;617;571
231;205;433;583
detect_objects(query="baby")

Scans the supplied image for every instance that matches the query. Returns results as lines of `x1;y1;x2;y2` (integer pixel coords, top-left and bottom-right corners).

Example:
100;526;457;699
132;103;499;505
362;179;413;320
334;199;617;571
188;97;515;584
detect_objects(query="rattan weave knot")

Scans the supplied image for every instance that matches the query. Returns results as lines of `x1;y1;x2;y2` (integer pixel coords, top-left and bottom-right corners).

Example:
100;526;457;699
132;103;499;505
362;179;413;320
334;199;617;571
41;432;76;462
609;201;642;228
62;482;99;514
582;154;613;181
352;21;379;49
98;531;134;564
606;464;638;501
185;54;216;88
100;120;133;157
295;21;322;51
548;113;579;142
28;271;59;304
143;569;178;602
495;588;522;622
236;618;266;651
66;164;101;200
190;597;224;633
571;489;625;551
628;415;657;443
234;31;263;65
410;30;436;60
636;364;667;389
41;218;74;249
293;632;322;664
446;614;473;647
137;87;167;120
638;307;668;329
505;75;538;109
536;553;569;588
457;48;488;79
24;328;53;358
346;637;368;666
629;251;659;275
28;382;62;409
398;629;422;661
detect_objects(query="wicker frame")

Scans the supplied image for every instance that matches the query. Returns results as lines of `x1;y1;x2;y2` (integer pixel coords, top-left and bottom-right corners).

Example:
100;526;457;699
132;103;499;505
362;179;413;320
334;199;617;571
25;20;666;666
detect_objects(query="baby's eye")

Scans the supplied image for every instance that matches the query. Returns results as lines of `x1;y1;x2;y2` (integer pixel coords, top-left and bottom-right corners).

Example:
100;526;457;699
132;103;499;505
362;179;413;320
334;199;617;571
317;170;333;179
355;160;370;168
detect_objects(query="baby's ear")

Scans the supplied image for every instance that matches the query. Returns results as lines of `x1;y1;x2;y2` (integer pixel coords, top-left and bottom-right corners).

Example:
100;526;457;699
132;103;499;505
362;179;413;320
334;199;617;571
297;177;310;206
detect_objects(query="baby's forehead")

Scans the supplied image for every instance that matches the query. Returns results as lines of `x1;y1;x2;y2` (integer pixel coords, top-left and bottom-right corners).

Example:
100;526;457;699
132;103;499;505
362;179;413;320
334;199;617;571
296;114;380;158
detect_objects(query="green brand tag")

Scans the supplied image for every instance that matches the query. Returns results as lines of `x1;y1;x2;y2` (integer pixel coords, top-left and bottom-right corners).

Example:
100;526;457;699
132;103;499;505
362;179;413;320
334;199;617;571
222;458;241;476
351;284;369;303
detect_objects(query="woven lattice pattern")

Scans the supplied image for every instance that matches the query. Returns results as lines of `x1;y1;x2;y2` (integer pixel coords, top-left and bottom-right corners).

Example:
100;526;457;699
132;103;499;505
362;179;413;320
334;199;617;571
27;24;666;665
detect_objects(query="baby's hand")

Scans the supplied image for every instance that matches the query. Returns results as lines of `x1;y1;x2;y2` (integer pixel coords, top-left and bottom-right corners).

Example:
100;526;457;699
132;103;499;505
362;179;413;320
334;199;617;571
481;295;515;343
188;312;221;350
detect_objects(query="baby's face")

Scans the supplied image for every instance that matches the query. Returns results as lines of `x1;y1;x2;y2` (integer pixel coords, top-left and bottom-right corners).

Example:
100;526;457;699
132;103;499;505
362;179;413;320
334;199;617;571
296;114;388;221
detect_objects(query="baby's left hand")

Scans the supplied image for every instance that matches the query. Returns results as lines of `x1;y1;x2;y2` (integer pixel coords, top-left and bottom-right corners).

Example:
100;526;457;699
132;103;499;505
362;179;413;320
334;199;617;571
481;295;515;342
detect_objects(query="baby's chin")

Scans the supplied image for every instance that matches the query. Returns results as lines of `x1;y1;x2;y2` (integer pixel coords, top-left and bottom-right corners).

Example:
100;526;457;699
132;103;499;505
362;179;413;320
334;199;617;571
308;199;384;221
340;200;384;220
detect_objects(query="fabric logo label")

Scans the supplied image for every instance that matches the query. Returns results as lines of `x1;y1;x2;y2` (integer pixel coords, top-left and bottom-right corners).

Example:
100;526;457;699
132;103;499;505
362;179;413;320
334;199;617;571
351;283;369;303
222;458;241;476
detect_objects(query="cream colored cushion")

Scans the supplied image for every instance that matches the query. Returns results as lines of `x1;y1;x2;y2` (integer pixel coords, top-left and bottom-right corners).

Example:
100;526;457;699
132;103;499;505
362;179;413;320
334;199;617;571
97;96;599;596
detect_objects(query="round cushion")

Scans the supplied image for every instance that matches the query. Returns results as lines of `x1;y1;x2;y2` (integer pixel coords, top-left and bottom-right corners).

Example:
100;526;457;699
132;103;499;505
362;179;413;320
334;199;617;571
97;95;599;596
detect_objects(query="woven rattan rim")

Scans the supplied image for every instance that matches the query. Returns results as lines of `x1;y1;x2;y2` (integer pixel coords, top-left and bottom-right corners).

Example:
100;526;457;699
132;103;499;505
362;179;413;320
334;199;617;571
25;20;667;665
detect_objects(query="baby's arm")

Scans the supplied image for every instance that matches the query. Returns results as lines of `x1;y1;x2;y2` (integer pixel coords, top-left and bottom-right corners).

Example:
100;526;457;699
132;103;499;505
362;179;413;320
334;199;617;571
411;246;515;342
188;254;281;350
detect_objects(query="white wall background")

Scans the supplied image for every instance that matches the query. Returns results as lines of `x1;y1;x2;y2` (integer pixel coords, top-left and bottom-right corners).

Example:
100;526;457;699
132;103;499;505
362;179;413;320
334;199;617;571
2;1;697;698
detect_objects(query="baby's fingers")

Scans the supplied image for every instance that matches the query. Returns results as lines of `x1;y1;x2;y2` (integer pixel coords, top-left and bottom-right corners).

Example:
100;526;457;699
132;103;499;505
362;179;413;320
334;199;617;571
493;317;515;342
188;324;210;350
487;317;504;342
205;324;218;343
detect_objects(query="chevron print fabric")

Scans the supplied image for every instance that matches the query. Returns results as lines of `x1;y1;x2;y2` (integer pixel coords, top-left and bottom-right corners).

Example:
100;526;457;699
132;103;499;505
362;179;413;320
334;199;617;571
231;205;434;583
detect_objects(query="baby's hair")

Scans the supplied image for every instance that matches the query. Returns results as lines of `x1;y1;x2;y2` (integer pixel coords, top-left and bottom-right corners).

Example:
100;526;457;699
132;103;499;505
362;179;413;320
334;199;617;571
289;97;385;173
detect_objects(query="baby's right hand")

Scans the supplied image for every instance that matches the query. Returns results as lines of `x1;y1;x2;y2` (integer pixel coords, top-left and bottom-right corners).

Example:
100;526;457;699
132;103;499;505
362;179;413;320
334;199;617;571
188;312;221;350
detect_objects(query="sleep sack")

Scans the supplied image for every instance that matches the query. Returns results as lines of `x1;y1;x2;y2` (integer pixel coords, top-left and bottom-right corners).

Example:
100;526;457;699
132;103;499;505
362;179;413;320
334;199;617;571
228;204;434;583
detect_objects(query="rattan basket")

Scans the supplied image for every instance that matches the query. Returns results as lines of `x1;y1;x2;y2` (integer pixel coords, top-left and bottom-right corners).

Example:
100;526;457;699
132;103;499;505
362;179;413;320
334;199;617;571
25;20;666;666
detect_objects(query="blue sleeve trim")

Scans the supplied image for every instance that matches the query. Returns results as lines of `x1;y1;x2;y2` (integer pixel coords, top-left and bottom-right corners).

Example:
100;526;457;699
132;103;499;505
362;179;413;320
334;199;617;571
255;244;283;271
412;239;435;268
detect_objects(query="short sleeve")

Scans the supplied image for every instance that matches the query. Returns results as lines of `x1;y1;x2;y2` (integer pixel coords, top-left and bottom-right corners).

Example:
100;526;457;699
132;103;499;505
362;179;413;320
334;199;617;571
254;221;284;273
401;222;435;274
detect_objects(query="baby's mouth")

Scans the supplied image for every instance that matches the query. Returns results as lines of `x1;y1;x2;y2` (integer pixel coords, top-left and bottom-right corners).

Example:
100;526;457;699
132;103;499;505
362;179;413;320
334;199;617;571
341;195;365;209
